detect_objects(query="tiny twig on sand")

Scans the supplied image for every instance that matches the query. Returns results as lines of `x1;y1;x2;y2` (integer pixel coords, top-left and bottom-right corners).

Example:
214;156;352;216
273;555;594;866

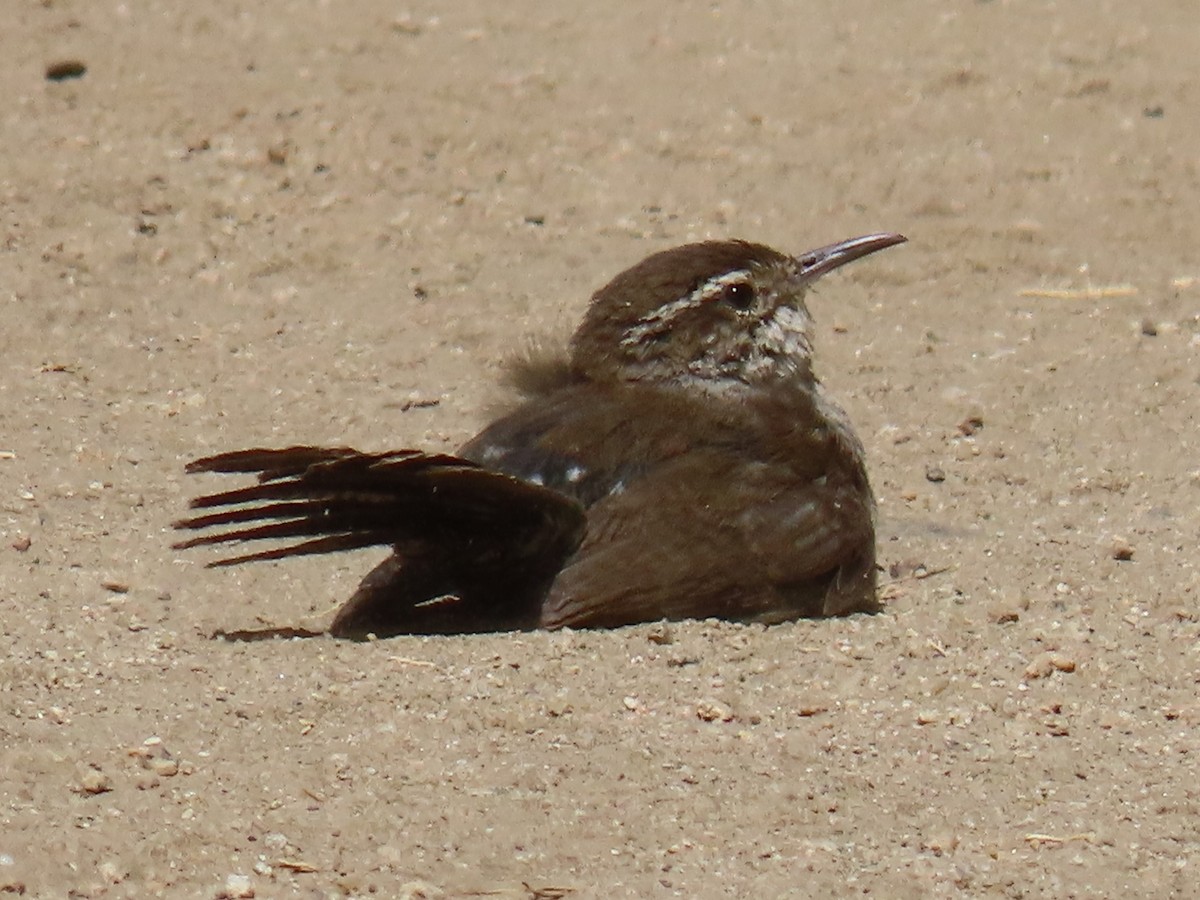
1018;286;1137;300
1023;832;1096;847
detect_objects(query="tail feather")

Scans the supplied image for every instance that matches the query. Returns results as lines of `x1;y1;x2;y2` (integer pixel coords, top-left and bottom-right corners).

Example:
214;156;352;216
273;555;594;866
184;446;366;477
174;446;587;635
174;499;330;531
204;534;394;568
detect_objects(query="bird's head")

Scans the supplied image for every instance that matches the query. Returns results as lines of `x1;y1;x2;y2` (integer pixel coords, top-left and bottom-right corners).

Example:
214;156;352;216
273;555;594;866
570;234;905;392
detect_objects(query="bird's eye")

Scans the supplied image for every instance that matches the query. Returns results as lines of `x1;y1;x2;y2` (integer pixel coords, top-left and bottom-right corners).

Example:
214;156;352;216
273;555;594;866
720;282;755;310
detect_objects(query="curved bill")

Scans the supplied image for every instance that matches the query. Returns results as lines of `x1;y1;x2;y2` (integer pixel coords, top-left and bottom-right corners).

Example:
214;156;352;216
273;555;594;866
795;232;907;281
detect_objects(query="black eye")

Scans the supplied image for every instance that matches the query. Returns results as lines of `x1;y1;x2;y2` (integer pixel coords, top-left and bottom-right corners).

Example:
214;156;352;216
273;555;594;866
720;282;755;310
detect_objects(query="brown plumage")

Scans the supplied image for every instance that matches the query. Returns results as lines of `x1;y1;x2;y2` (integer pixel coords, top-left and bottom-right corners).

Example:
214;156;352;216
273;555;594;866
175;234;905;637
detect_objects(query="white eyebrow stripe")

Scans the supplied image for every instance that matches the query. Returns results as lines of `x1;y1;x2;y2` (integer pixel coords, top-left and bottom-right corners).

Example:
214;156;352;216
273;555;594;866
695;269;753;303
619;269;751;348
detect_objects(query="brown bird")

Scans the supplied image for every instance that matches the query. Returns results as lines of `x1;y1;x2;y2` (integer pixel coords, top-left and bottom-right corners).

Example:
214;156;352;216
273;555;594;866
174;233;905;638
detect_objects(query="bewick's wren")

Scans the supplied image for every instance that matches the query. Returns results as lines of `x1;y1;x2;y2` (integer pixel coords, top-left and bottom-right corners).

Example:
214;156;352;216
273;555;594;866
175;233;905;637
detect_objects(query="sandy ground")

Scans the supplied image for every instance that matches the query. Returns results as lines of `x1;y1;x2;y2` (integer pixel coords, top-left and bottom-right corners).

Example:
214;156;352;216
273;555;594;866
3;1;1199;897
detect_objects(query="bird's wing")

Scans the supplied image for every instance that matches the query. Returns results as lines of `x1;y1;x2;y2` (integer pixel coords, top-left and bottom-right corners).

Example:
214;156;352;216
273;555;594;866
175;446;587;635
175;445;584;573
458;388;649;507
540;449;876;629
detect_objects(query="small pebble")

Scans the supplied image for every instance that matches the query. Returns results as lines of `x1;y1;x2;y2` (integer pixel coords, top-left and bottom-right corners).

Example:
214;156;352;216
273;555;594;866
957;415;984;436
78;767;113;795
1110;539;1134;561
263;833;290;851
129;736;181;776
1024;652;1078;680
646;622;673;645
45;60;87;81
925;465;946;483
150;756;179;777
221;873;254;898
696;699;734;722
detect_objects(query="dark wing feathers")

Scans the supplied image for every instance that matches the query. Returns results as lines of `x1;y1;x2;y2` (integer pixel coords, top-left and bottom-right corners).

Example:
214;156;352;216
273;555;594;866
174;446;585;572
184;446;365;478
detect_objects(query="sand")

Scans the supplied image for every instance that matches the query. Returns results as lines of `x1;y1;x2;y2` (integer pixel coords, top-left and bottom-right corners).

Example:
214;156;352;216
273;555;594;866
3;1;1198;896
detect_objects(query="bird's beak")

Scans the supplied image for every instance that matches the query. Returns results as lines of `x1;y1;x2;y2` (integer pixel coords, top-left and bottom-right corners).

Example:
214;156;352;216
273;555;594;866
795;232;906;282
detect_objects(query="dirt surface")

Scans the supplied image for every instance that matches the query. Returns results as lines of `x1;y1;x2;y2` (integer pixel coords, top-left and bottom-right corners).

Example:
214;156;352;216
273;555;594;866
3;1;1199;897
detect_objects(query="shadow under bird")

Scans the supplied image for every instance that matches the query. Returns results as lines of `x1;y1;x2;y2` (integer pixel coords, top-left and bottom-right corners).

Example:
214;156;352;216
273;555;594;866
174;232;906;638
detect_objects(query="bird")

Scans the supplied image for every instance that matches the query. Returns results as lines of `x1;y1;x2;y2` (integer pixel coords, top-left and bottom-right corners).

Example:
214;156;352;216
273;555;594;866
174;232;906;638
